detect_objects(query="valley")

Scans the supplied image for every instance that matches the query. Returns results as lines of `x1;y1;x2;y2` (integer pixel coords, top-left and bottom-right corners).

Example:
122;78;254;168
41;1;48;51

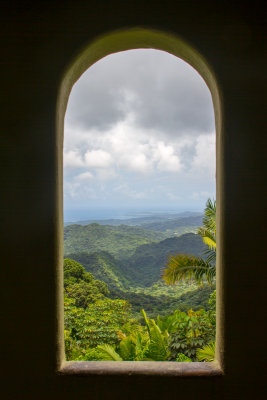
64;212;215;318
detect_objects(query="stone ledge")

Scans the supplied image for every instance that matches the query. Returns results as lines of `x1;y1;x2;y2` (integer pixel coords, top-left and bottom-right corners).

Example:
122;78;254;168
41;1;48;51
59;360;223;377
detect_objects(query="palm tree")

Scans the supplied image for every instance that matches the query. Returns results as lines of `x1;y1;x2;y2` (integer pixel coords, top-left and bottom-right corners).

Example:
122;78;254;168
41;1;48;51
196;342;215;362
162;199;216;286
96;310;169;361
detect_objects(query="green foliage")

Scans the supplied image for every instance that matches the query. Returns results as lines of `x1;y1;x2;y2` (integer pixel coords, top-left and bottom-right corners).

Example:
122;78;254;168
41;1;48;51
63;202;217;363
123;233;208;287
64;223;165;259
66;251;130;290
97;344;123;361
65;281;106;309
142;317;169;361
65;232;212;317
163;254;216;286
163;199;216;286
64;258;90;285
167;305;215;361
176;353;192;362
64;258;109;308
63;259;134;360
140;215;203;235
196;342;215;362
110;281;215;318
66;233;207;289
94;309;169;361
64;297;131;360
171;285;216;313
90;299;216;362
78;347;104;361
64;262;216;363
197;198;216;264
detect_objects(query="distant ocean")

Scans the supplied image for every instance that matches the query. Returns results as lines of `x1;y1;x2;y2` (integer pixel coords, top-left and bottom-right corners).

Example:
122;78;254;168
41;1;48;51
64;208;201;223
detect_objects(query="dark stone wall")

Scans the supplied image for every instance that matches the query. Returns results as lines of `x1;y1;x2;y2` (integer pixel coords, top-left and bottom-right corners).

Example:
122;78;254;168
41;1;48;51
1;1;266;399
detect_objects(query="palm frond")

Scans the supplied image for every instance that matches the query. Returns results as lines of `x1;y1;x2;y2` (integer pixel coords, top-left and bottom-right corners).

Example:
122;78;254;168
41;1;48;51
119;337;135;361
163;254;216;286
162;198;217;287
176;353;192;362
202;247;216;264
144;320;168;361
202;198;216;234
135;332;146;361
196;342;215;362
197;228;216;251
97;344;123;361
141;309;151;339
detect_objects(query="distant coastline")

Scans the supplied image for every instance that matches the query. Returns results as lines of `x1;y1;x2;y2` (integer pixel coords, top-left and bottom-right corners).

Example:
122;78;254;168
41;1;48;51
64;208;203;226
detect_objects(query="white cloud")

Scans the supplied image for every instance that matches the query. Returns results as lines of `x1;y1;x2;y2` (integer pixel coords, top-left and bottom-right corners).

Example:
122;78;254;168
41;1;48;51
77;171;94;181
84;149;113;169
95;169;117;181
154;141;182;172
63;50;216;211
64;150;84;168
123;153;151;173
64;181;82;198
191;134;215;178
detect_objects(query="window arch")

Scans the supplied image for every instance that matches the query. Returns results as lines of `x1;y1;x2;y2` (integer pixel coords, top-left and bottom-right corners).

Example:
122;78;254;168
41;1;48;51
56;28;223;375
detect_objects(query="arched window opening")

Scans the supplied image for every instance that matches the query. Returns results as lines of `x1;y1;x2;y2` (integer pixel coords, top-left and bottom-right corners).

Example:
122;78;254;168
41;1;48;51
57;29;223;375
63;48;216;363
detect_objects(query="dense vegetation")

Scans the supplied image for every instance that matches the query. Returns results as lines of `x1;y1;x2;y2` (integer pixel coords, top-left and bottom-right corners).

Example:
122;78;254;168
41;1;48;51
64;205;216;361
163;199;216;285
64;223;166;258
65;231;212;318
64;259;215;362
65;230;208;288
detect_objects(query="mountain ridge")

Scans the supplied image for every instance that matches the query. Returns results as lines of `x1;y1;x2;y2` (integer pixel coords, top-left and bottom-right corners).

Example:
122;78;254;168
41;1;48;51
64;223;166;258
65;232;207;289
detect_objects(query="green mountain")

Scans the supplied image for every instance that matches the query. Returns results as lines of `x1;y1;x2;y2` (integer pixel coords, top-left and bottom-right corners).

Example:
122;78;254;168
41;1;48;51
64;211;202;227
65;233;207;289
121;233;208;287
66;251;130;290
139;215;203;236
109;284;215;317
64;224;213;316
64;223;165;258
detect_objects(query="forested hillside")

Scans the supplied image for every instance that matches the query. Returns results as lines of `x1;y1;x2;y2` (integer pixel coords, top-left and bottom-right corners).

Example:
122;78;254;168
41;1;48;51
120;233;207;286
64;220;212;318
65;230;207;288
63;209;216;362
65;214;202;237
64;223;165;258
66;251;131;290
64;211;202;227
139;215;203;231
64;258;216;362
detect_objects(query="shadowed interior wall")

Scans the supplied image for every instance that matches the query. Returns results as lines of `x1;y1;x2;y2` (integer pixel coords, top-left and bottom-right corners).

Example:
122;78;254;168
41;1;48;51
1;1;266;399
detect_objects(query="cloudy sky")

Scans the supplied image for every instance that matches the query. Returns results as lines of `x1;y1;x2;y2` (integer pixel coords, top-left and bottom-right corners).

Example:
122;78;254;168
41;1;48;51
64;49;215;220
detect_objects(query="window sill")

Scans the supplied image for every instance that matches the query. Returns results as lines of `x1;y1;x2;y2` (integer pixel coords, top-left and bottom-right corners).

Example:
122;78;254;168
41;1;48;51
59;361;223;377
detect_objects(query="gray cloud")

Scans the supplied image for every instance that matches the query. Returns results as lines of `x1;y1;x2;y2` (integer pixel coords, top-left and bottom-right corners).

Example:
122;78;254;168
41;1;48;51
66;49;215;137
178;141;198;169
64;50;216;213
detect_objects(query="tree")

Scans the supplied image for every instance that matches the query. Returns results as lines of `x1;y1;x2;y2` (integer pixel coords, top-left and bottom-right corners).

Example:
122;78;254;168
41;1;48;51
64;258;109;308
91;309;169;361
167;291;216;361
162;199;216;286
64;297;132;360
